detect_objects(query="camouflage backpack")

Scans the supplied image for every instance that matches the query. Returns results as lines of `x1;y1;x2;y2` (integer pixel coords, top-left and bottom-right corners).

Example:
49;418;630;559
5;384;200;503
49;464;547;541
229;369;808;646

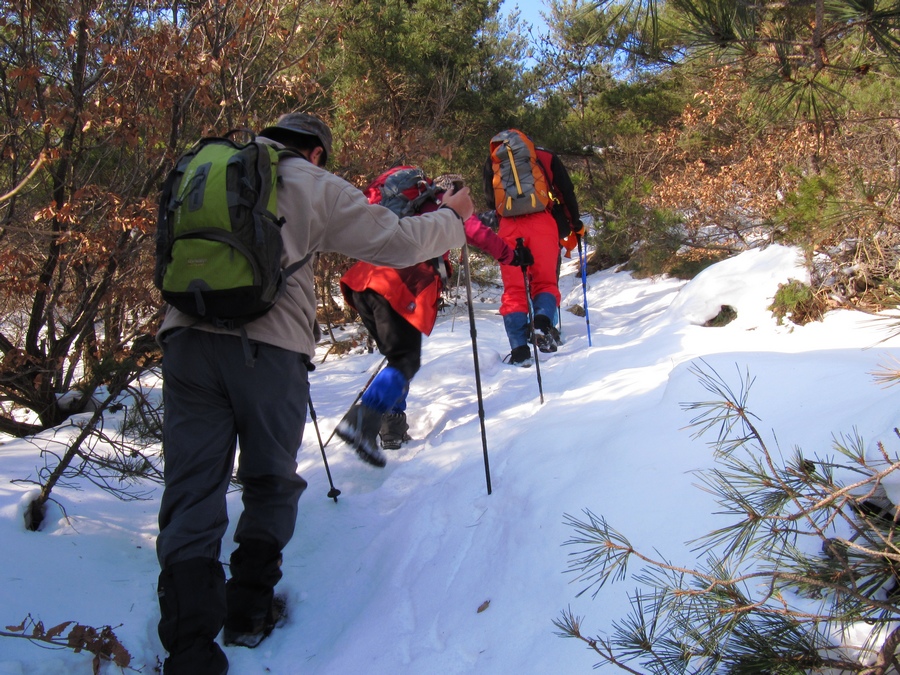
365;166;441;217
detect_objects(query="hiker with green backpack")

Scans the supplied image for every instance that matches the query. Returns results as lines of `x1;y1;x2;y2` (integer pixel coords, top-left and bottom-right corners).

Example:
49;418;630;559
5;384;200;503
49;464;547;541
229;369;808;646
153;112;474;675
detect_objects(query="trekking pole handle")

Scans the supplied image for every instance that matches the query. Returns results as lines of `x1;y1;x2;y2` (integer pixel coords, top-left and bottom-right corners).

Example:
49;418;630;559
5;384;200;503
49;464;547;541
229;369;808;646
515;237;527;270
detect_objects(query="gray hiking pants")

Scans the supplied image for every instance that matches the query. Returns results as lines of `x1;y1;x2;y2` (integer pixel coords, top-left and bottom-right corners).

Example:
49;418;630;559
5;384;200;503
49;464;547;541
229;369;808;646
156;329;310;568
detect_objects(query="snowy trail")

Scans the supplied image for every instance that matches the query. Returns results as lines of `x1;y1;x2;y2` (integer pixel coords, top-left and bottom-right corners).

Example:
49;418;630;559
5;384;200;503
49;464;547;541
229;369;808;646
4;245;900;674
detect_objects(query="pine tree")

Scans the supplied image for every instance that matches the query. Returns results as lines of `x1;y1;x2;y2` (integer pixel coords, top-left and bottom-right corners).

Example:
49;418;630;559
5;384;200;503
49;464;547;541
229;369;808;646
586;0;900;129
557;360;900;673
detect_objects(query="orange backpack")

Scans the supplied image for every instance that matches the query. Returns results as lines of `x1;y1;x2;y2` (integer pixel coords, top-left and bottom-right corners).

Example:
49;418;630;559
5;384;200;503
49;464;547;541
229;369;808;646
489;129;551;217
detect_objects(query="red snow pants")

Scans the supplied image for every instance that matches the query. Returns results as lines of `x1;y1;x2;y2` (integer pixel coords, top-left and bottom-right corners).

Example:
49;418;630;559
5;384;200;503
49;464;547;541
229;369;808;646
497;210;561;315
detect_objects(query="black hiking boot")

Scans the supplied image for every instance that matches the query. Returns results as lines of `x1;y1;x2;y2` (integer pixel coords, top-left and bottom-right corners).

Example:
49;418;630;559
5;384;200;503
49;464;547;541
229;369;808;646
336;402;387;467
380;412;411;450
533;315;560;353
223;540;284;649
504;345;533;368
223;595;287;649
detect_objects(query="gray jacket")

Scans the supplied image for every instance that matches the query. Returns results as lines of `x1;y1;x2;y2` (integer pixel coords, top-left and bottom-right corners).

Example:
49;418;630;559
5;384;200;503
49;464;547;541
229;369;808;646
158;139;466;357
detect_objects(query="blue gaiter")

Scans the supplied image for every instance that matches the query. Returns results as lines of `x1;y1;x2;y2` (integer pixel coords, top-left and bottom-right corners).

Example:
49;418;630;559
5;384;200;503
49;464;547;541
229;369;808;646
361;366;409;414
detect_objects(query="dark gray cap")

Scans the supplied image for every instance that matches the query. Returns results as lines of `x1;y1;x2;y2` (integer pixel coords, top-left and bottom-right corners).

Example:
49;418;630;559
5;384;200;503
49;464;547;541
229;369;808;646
260;112;333;164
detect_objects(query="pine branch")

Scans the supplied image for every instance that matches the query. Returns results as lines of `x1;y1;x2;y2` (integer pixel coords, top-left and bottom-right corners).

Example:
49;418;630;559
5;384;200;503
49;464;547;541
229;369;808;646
561;360;900;672
860;625;900;675
553;607;648;675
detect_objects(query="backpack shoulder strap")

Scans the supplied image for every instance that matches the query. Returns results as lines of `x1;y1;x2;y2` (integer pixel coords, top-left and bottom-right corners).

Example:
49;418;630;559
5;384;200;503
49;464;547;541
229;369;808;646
275;147;304;161
284;253;313;277
534;148;554;186
406;183;441;216
269;142;314;276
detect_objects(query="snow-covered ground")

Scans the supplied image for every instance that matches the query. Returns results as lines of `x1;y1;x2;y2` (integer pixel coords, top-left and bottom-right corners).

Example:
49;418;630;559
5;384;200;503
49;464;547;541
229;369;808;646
2;244;899;674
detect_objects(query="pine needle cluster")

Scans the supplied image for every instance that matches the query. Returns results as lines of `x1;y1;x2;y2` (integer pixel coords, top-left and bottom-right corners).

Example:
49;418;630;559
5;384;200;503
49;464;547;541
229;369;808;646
557;360;900;674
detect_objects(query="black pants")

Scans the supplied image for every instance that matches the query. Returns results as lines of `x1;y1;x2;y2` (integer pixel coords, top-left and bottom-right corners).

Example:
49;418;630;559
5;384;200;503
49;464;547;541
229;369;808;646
157;329;309;567
351;289;422;382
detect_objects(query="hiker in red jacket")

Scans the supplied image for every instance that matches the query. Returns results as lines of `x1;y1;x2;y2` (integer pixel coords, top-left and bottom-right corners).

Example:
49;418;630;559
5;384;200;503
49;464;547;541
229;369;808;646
482;130;583;367
336;169;532;467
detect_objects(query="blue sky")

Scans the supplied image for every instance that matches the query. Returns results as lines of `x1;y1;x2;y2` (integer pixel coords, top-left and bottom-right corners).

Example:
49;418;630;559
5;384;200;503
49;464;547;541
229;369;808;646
502;0;550;32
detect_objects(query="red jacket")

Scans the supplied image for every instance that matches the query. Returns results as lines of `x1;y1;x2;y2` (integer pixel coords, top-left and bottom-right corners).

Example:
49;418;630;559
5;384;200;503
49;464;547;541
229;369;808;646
341;210;513;335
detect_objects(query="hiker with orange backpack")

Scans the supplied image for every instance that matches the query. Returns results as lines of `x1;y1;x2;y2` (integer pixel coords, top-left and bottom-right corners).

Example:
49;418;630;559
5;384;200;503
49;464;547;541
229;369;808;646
482;129;583;367
336;168;532;467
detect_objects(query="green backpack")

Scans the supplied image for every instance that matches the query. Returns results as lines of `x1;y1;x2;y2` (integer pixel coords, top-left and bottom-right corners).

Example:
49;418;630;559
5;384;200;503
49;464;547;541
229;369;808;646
155;135;310;328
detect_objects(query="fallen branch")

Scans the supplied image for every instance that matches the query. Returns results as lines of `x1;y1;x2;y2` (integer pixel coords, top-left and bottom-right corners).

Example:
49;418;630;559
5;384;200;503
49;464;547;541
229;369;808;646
2;614;133;674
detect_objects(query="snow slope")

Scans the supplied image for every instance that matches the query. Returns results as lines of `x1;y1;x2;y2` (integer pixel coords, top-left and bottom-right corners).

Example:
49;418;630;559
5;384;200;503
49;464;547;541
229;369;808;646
2;244;900;674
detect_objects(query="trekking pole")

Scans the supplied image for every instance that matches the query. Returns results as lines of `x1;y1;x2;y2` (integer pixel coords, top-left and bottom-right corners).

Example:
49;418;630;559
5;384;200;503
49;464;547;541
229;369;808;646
450;253;464;333
323;355;388;448
462;243;492;495
556;303;563;345
555;252;564;343
307;384;341;502
517;238;544;405
577;235;593;347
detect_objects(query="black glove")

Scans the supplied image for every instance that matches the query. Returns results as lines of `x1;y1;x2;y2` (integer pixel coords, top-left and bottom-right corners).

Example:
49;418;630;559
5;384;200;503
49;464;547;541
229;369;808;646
572;219;585;237
477;210;499;231
511;242;534;268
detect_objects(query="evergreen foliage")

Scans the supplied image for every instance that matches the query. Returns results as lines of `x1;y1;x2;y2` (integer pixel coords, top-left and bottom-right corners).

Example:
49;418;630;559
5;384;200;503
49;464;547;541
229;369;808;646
321;0;529;183
769;279;828;325
586;0;900;128
557;361;900;673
